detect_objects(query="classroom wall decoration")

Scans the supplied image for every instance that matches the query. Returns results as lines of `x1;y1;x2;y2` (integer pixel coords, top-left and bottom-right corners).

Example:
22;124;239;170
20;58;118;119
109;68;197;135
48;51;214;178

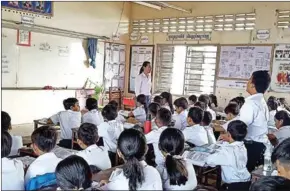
270;44;290;92
129;45;154;93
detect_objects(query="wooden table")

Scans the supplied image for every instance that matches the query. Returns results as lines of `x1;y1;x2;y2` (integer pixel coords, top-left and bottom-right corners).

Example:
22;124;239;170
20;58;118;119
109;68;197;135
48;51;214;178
92;165;123;182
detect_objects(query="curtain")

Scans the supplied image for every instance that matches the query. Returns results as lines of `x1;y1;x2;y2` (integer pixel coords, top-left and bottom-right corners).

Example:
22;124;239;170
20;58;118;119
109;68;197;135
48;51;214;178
88;38;98;69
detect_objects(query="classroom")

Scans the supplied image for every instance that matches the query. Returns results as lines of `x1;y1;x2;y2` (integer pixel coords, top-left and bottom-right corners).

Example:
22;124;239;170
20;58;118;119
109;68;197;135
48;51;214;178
2;1;290;191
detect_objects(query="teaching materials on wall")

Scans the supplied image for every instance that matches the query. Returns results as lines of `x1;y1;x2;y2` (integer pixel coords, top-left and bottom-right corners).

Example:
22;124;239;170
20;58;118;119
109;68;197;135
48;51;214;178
216;79;247;90
129;45;154;93
218;45;273;80
270;44;290;92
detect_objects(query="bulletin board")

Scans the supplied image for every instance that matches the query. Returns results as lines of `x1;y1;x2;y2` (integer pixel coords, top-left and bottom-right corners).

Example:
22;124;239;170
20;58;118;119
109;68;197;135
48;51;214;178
128;45;154;93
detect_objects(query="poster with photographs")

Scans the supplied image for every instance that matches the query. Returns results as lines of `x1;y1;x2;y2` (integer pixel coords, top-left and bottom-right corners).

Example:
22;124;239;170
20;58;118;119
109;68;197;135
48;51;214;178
270;45;290;92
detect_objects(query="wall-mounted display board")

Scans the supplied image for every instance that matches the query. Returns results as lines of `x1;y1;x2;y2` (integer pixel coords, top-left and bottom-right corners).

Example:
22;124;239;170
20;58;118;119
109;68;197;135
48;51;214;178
270;44;290;92
128;45;154;93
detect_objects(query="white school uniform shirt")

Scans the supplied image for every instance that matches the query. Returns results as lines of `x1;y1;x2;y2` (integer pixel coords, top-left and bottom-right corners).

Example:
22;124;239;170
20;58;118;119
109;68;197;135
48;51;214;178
2;157;25;190
82;109;104;127
207;107;217;120
183;124;209;146
9;134;23;156
145;126;167;165
50;110;81;139
204;126;217;145
277;106;290;114
98;120;124;153
116;113;126;124
104;160;162;190
76;144;111;170
268;110;277;130
157;159;197;190
135;72;151;96
274;126;290;145
133;106;146;124
173;110;188;131
25;152;61;184
206;141;251;184
238;93;269;143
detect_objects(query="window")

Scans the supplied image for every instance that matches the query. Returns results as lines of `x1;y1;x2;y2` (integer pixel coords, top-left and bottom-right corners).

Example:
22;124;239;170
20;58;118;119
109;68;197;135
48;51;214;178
154;45;217;96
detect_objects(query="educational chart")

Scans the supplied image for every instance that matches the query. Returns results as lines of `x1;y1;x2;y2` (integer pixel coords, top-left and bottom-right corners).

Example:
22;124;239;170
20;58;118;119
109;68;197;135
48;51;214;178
218;45;272;80
216;79;247;90
270;44;290;92
129;45;154;93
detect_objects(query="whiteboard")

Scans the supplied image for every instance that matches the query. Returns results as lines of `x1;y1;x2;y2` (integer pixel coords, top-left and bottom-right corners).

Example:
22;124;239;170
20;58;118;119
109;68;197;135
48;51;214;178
2;28;104;88
218;45;273;80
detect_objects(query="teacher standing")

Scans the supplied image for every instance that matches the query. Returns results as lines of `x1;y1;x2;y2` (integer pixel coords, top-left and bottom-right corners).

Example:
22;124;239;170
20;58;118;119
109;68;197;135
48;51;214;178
135;61;152;107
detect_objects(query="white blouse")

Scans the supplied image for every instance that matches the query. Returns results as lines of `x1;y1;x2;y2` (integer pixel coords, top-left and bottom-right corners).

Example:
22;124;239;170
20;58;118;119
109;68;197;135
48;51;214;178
135;72;151;96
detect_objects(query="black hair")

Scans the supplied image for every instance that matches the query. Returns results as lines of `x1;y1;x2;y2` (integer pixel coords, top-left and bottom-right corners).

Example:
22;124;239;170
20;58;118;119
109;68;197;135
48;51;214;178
188;95;197;104
202;111;212;126
268;96;277;102
139;61;150;74
156;108;172;126
1;111;11;132
31;126;57;152
188;107;204;124
56;155;92;190
86;98;98;111
2;131;12;158
64;98;79;110
136;94;148;114
101;104;117;121
159;128;188;186
160;92;174;114
236;96;245;107
77;123;98;146
250;176;290;191
117;129;147;191
271;138;290;164
194;101;207;111
63;99;69;110
153;95;163;105
275;110;290;127
251;70;271;93
108;100;118;109
279;98;290;112
148;102;161;118
267;99;279;112
198;94;210;107
174;97;188;110
224;103;240;116
227;120;247;141
209;94;218;108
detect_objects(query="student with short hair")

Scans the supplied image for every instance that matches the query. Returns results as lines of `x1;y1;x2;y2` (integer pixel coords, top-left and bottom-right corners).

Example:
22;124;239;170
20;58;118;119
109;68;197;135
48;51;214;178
148;102;161;130
76;123;111;170
98;104;124;153
157;128;197;190
146;108;172;166
25;126;61;184
250;176;290;191
198;94;217;120
206;120;251;191
209;94;218;108
104;129;162;190
194;101;207;111
2;131;25;190
222;102;240;131
160;92;174;114
82;98;104;127
188;95;197;108
183;107;208;146
278;98;290;113
230;97;245;109
129;94;147;124
173;97;189;131
1;111;23;156
48;98;81;149
268;111;290;146
201;111;216;144
267;98;279;130
108;100;126;123
153;95;163;105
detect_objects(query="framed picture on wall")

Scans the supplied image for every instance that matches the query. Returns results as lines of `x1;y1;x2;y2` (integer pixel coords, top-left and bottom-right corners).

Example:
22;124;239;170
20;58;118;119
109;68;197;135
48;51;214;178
17;29;31;46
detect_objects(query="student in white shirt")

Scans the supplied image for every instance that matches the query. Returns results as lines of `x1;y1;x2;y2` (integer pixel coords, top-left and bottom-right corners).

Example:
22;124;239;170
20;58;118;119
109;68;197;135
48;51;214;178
239;70;271;172
1;111;23;156
2;131;25;190
153;95;163;105
146;108;172;166
173;97;189;131
278;98;290;114
148;102;161;131
268;111;290;146
157;128;197;190
194;101;207;111
98;104;124;153
222;103;240;131
183;107;208;146
108;100;126;123
103;129;162;190
25;126;62;184
82;97;104;127
188;94;197;108
160;92;174;114
76;123;111;171
198;94;217;120
201;111;216;144
206;120;251;191
48;97;81;149
267;98;279;131
129;94;147;124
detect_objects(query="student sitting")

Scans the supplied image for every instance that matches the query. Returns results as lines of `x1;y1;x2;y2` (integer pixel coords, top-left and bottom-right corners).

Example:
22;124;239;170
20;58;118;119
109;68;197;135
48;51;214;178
157;128;197;190
56;155;99;190
103;129;162;190
250;176;290;191
194;101;207;111
25;126;61;184
202;111;216;144
188;94;197;108
206;120;251;191
268;111;290;146
173;97;189;131
183;107;208;146
153;95;163;105
278;98;290;113
98;104;124;153
1;111;23;156
2;131;25;190
128;94;147;124
48;98;81;149
267;98;279;131
76;123;111;170
198;94;216;120
209;94;218;110
230;96;245;109
222;102;240;131
148;102;161;131
146;108;172;166
160;92;174;114
108;100;126;123
82;98;103;127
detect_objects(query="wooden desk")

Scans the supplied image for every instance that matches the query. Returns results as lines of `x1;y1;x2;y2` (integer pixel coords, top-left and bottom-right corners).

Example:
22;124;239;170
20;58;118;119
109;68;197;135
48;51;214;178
92;165;123;182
